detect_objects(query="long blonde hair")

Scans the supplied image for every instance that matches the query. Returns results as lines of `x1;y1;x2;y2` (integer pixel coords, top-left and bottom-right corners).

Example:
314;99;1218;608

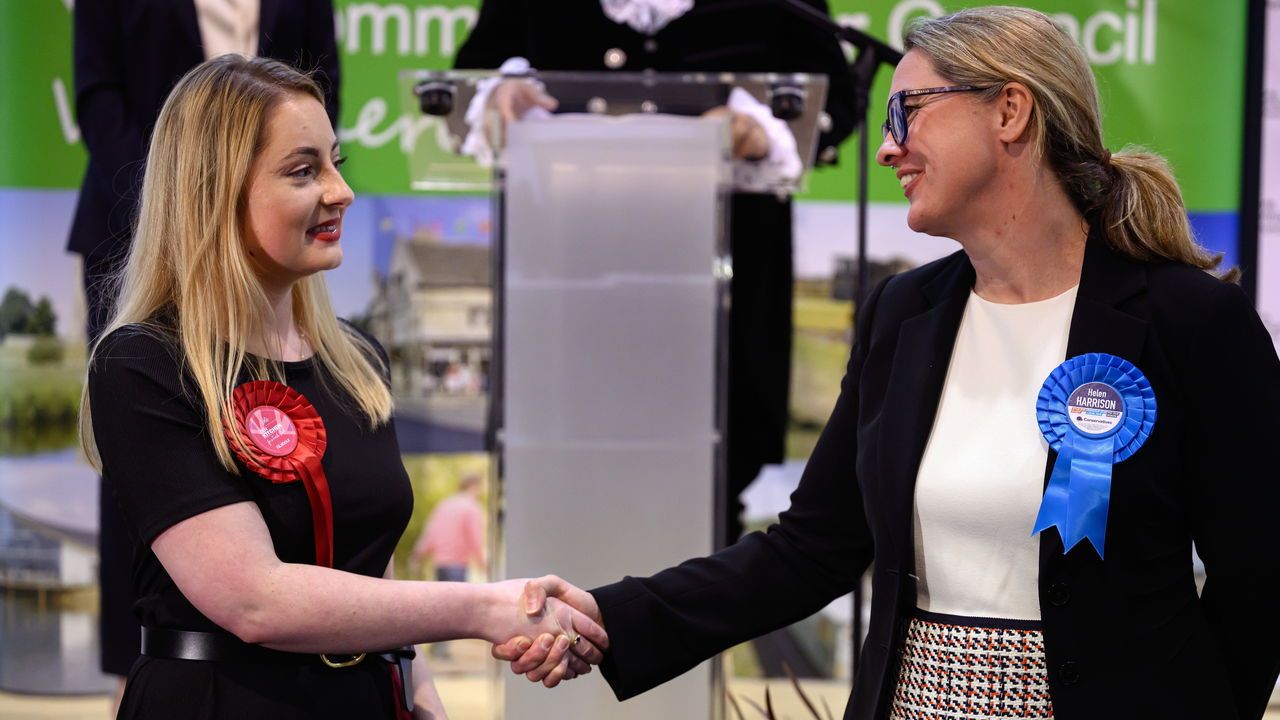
905;6;1234;279
80;55;392;473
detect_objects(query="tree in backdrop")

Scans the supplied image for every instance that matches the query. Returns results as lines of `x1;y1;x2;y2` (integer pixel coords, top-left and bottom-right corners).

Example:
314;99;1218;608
0;287;58;339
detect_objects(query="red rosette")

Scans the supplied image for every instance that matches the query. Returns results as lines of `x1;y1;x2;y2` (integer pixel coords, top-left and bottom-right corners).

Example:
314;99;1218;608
224;380;334;567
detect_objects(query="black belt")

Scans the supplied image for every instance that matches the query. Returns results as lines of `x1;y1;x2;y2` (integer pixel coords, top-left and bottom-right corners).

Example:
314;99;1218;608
141;628;416;711
141;627;410;668
143;627;356;666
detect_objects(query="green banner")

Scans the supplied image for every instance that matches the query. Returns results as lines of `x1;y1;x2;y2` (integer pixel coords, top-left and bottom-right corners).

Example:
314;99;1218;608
0;0;1247;213
0;0;84;189
331;1;477;193
822;0;1245;210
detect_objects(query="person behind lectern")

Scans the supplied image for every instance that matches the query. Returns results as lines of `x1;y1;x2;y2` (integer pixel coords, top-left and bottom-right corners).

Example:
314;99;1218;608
491;6;1280;719
453;0;858;548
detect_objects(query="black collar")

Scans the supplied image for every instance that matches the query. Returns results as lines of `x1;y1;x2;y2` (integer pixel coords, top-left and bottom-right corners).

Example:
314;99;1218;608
918;223;1146;311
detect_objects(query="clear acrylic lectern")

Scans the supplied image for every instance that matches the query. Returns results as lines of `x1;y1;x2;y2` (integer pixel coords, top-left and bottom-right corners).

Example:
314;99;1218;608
399;69;829;720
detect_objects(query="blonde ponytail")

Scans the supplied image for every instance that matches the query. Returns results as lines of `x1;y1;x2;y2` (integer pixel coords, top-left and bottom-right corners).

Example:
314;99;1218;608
1098;150;1237;281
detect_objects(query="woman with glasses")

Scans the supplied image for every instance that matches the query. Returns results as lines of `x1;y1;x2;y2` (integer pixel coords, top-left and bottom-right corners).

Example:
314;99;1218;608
494;6;1280;719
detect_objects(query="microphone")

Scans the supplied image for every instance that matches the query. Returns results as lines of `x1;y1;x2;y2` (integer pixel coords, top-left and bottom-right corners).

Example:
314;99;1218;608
414;80;456;117
769;84;807;120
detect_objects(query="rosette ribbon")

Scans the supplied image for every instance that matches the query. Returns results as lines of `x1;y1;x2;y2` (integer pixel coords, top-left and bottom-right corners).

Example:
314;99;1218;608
225;381;333;567
1033;353;1156;559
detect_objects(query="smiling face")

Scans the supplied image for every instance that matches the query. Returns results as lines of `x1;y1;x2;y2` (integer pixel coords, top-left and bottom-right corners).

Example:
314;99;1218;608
875;50;1003;239
241;93;353;291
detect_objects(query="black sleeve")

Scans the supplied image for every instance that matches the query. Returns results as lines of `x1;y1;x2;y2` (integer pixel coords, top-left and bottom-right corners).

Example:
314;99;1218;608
305;0;342;125
1183;282;1280;720
73;0;147;194
88;328;253;545
780;0;857;165
589;277;886;700
453;0;529;69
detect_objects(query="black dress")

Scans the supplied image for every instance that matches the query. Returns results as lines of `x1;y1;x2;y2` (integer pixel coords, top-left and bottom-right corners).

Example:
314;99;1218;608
87;324;413;719
454;0;857;545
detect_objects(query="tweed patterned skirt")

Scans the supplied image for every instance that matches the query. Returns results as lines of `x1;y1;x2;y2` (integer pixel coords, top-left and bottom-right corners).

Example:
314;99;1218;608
889;609;1054;720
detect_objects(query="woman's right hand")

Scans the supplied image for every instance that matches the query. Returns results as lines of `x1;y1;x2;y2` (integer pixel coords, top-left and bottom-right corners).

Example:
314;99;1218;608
484;578;607;686
489;80;558;124
484;80;558;149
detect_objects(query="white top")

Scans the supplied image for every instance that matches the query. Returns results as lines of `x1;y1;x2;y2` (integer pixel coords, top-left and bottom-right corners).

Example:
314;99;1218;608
601;0;694;34
194;0;260;60
912;285;1078;620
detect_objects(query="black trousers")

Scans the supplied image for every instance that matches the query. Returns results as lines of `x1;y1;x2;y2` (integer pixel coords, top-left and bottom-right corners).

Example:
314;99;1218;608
723;193;793;547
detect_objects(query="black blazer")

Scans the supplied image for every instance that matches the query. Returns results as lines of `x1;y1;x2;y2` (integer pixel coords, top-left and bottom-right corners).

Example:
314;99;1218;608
69;0;340;262
591;230;1280;719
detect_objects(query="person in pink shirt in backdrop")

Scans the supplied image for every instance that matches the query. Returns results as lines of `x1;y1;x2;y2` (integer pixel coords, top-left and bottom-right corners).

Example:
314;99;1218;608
413;473;488;657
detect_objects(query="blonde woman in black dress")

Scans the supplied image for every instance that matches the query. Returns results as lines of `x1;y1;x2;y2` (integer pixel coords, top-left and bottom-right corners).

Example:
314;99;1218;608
82;55;605;719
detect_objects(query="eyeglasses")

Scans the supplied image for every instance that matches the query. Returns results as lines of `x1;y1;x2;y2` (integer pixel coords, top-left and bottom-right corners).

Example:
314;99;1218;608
882;85;988;147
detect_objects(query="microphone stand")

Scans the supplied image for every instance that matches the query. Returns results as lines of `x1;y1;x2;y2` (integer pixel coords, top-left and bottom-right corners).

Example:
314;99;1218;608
768;0;903;681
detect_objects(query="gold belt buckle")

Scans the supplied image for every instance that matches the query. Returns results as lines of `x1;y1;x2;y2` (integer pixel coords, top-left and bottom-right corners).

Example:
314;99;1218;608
319;652;367;669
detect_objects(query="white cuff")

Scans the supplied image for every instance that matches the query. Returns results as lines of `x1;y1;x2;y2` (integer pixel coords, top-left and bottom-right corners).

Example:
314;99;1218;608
460;56;542;168
601;0;694;34
726;86;804;188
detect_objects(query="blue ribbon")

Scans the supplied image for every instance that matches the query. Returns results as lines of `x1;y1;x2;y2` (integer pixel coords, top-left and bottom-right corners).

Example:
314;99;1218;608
1032;353;1156;559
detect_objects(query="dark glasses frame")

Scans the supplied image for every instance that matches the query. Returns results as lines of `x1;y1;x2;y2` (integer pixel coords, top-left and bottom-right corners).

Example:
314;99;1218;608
882;85;988;147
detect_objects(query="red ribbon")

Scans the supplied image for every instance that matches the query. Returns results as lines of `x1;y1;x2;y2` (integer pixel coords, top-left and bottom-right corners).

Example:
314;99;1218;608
224;381;333;568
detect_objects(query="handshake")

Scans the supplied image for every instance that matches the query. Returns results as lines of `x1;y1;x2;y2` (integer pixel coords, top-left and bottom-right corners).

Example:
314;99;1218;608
486;575;607;687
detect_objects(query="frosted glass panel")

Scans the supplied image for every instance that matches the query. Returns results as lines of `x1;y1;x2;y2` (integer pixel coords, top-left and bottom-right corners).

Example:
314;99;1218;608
505;115;726;280
505;281;718;444
500;114;726;720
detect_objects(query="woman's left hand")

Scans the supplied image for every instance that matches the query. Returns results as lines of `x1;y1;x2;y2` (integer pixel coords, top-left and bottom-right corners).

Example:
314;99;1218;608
702;106;771;161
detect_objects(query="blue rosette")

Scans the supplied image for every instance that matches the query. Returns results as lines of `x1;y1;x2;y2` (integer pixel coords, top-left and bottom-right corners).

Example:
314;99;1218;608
1033;352;1156;558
